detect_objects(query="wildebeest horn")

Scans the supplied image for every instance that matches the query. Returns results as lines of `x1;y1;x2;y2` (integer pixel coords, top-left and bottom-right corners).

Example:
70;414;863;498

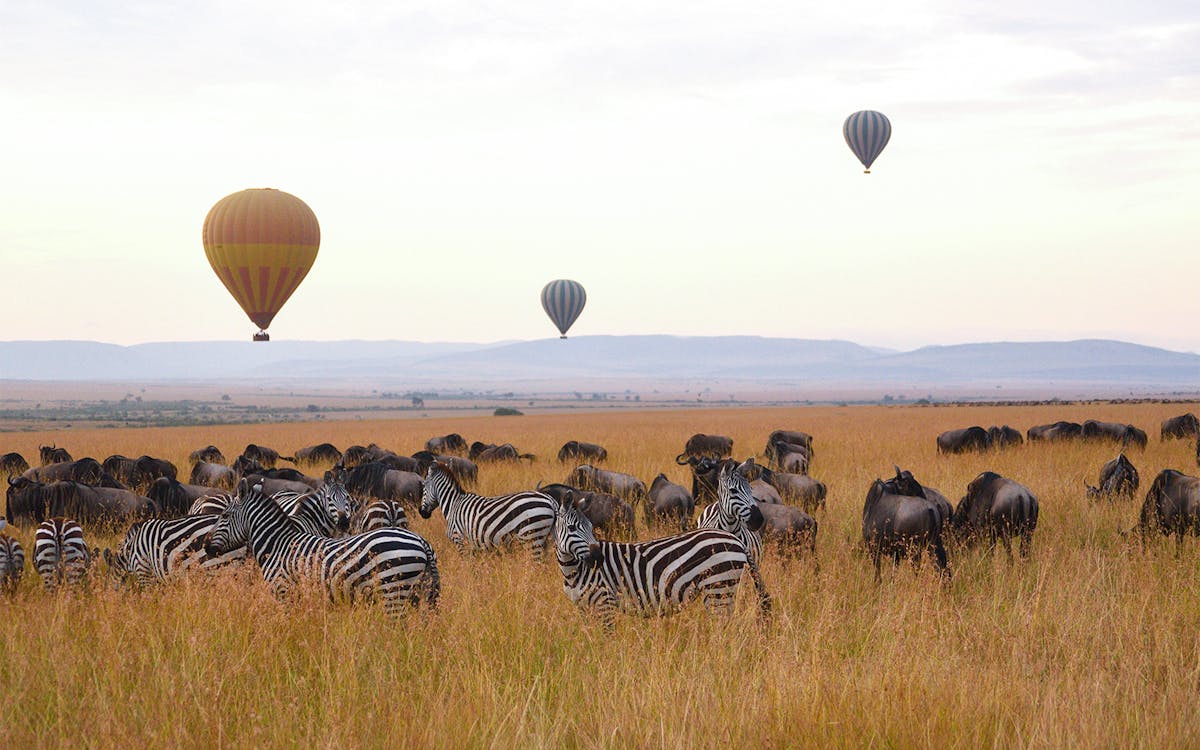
536;480;544;490
6;476;15;486
893;465;902;477
675;453;690;465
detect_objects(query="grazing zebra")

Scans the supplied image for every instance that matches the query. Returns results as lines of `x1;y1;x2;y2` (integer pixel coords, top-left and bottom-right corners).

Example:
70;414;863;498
553;491;769;628
272;478;352;537
105;515;246;587
696;461;771;605
205;482;439;616
419;462;555;560
352;498;409;533
33;517;92;589
0;527;24;594
189;492;234;516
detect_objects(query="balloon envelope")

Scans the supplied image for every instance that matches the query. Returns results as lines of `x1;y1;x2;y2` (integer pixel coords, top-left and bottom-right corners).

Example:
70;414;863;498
843;111;891;173
202;188;320;333
541;279;586;338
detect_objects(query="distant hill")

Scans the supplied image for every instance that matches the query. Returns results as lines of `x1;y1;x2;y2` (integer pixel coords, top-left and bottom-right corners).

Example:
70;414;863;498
0;336;1196;387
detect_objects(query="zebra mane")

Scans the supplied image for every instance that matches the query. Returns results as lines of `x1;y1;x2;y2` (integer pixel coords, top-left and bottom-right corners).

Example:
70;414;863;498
429;461;463;493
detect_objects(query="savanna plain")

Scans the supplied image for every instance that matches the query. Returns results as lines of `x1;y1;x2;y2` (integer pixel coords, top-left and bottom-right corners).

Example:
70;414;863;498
2;403;1199;748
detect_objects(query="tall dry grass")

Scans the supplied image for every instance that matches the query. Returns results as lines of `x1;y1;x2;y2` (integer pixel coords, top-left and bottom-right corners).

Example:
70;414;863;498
2;403;1199;747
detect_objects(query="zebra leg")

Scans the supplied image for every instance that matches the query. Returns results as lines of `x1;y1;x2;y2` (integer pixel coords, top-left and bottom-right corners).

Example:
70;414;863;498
423;551;441;610
747;559;772;616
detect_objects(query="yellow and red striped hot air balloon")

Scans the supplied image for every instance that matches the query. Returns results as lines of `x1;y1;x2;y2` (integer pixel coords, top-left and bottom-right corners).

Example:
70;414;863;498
202;188;320;341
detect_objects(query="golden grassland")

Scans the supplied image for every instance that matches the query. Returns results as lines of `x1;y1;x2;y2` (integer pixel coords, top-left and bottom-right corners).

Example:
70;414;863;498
2;403;1199;748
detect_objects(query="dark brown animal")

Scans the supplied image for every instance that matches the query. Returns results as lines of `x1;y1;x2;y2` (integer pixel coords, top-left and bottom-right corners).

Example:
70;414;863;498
537;483;634;539
338;462;423;506
6;478;156;526
564;465;647;504
284;443;342;465
766;430;813;456
189;446;226;464
1160;413;1199;441
22;458;104;486
953;472;1038;559
1082;420;1147;449
749;478;781;505
676;433;733;462
1;452;30;480
557;441;608;463
987;425;1024;449
936;426;992;454
240;444;280;469
410;451;478;487
1086;453;1139;501
758;467;826;513
758;504;818;558
861;468;949;581
190;461;236;490
646;473;694;531
469;442;535;463
425;434;468;455
1133;470;1200;553
1026;421;1083;442
39;445;72;466
147;477;221;519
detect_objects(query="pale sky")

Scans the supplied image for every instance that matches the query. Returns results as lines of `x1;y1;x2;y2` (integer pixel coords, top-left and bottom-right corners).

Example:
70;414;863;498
1;0;1197;351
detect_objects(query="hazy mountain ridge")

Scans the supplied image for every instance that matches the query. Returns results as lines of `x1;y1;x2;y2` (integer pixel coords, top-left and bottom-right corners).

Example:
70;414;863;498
0;336;1196;385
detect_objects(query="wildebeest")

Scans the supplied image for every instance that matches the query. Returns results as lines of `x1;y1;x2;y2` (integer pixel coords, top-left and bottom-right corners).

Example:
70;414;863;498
1161;413;1199;441
1026;421;1083;442
987;425;1024;449
1;452;29;480
147;477;221;519
861;468;949;581
676;433;733;462
1085;453;1139;501
22;458;105;486
190;461;236;490
410;451;478;487
1082;420;1147;449
758;504;818;558
936;426;992;454
757;467;826;513
557;441;608;463
1132;470;1200;552
242;475;316;497
537;483;634;539
646;473;694;531
953;472;1038;559
6;478;156;526
341;444;389;467
749;477;782;505
240;443;280;469
766;430;813;456
425;433;468;455
103;455;178;491
189;445;226;465
564;465;647;504
768;442;810;474
39;445;72;466
338;462;423;506
469;442;536;463
284;443;342;465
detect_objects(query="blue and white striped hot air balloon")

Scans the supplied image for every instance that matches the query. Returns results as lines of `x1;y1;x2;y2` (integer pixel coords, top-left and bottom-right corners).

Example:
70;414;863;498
843;110;891;173
541;279;586;339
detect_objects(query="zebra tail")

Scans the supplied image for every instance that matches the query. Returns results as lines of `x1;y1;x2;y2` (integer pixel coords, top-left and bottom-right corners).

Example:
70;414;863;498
424;541;441;610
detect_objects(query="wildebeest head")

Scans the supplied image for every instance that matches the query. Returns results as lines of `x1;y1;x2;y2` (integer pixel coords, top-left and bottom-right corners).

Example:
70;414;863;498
886;466;926;498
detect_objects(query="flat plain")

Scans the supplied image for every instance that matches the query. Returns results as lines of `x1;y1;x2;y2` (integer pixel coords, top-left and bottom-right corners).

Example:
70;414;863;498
2;402;1199;748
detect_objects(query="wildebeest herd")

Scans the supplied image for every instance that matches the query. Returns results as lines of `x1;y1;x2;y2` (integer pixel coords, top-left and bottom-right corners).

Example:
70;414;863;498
2;412;1199;625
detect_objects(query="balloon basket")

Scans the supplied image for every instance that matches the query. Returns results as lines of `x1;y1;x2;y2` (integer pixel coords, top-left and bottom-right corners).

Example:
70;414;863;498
864;169;871;174
560;335;567;340
253;331;270;342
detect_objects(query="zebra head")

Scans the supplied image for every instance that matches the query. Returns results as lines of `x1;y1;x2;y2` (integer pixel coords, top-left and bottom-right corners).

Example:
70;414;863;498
320;476;352;533
554;490;600;563
205;482;260;556
717;461;764;532
419;462;455;519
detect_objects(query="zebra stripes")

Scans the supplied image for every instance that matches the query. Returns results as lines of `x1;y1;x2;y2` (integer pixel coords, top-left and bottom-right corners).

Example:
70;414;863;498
419;463;555;560
34;518;91;589
697;462;771;606
272;479;351;537
189;492;233;516
106;515;246;587
0;531;23;594
540;279;586;338
352;498;409;533
206;483;439;616
843;110;892;172
554;491;766;627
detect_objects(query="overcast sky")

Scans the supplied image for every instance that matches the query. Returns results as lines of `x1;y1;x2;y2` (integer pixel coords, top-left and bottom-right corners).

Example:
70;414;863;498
1;0;1197;351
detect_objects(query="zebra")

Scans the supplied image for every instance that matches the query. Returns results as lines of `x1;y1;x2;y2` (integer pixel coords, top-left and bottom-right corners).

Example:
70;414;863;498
352;498;409;533
553;490;769;628
205;482;439;616
33;517;92;589
271;477;352;537
189;492;234;516
0;525;24;595
696;461;771;606
105;515;247;587
418;462;555;560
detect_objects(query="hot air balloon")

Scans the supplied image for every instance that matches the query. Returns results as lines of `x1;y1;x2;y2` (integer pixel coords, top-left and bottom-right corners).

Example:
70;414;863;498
843;110;891;173
541;279;586;339
202;188;320;341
